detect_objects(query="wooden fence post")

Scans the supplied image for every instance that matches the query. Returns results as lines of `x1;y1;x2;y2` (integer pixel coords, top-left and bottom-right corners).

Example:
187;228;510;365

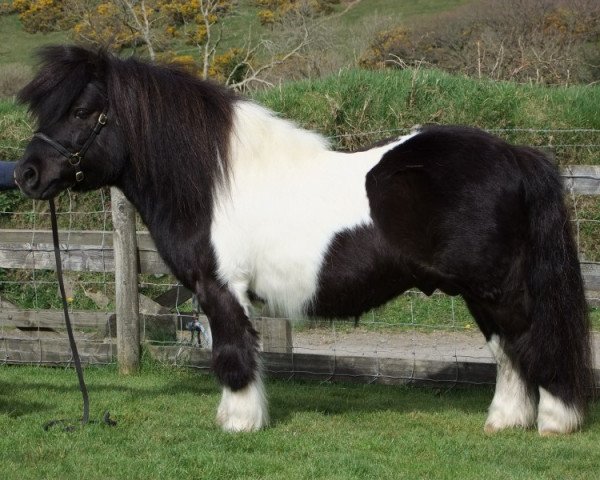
111;187;140;374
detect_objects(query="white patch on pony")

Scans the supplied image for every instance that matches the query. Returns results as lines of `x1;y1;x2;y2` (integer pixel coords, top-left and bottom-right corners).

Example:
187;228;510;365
484;335;536;433
211;101;419;317
537;387;583;435
216;375;268;432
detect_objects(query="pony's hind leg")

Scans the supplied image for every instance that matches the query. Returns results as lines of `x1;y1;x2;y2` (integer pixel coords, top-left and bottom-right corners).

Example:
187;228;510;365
484;334;537;433
196;279;268;432
514;330;587;435
472;305;585;435
464;298;537;432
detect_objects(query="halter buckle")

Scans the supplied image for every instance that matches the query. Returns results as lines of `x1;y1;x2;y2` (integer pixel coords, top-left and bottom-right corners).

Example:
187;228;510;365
75;171;84;182
98;112;107;125
69;153;82;167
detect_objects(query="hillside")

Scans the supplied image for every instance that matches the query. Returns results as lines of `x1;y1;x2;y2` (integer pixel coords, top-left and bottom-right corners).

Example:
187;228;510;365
0;1;470;64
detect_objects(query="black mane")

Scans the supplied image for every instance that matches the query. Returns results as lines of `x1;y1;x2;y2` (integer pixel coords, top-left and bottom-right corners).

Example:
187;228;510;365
19;45;237;216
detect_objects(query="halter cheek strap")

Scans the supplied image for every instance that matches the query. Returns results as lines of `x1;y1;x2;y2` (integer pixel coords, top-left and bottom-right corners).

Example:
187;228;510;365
33;109;108;184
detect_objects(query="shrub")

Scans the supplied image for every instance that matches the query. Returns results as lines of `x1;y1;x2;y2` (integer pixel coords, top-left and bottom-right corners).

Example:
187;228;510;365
256;0;340;25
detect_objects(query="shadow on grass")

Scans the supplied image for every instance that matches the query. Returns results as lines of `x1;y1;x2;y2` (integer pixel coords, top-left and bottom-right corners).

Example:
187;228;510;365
0;364;217;420
266;377;493;427
0;397;49;418
1;363;492;424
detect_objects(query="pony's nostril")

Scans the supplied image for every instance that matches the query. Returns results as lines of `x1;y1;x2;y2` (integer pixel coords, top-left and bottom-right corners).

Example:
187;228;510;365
22;166;39;186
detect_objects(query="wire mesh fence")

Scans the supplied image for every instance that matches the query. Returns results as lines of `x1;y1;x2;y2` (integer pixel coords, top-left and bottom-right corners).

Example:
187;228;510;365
1;128;599;385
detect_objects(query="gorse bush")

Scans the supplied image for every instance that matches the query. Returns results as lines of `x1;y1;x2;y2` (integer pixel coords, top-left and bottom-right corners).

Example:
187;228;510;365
255;0;340;25
361;0;600;85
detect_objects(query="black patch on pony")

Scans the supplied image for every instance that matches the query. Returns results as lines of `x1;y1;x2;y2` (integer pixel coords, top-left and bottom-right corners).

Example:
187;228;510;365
314;125;592;409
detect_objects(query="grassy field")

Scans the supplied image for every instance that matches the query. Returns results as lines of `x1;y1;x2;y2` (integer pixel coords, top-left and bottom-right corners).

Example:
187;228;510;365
0;14;67;66
1;364;599;480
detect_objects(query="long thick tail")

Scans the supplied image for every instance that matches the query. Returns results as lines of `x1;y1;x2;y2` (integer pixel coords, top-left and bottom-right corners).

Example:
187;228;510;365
517;146;593;411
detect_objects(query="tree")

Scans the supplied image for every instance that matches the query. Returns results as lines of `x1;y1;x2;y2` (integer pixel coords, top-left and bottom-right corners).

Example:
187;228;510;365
11;0;232;61
12;0;72;33
10;0;351;89
167;0;233;79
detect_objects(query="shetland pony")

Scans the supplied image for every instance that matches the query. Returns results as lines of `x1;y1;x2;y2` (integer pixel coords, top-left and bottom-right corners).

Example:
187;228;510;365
14;45;592;434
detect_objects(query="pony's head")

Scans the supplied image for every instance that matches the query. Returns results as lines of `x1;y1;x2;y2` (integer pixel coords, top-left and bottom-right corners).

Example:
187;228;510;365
15;46;126;199
15;45;235;210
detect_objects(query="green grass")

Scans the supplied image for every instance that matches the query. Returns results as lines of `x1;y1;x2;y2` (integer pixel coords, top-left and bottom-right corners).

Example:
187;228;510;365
3;67;599;159
336;0;469;22
1;364;599;480
0;98;29;160
0;14;67;66
297;292;600;333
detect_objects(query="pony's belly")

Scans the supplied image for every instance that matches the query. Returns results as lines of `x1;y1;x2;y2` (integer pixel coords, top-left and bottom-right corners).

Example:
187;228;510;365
215;220;362;318
250;257;320;317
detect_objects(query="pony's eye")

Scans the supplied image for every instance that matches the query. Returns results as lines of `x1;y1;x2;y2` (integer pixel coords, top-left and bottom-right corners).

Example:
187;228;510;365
73;108;91;119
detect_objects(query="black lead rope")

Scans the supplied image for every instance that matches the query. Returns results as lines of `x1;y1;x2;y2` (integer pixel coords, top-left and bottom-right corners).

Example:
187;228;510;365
44;198;116;431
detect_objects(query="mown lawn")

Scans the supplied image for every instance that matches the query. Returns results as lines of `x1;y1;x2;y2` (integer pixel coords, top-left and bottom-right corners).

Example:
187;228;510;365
1;364;599;480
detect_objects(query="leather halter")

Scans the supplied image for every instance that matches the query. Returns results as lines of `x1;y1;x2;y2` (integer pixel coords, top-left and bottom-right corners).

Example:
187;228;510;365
33;107;108;184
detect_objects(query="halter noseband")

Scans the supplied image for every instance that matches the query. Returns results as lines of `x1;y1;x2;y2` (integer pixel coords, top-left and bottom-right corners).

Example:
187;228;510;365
33;107;108;184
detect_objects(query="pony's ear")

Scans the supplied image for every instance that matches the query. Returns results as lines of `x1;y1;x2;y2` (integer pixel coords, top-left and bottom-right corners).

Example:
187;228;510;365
35;44;108;80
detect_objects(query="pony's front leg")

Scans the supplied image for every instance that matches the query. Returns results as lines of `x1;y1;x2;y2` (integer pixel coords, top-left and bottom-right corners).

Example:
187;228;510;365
196;279;268;432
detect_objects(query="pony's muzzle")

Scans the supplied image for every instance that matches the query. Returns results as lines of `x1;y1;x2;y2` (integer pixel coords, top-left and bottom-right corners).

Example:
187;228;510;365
14;157;58;199
15;163;39;191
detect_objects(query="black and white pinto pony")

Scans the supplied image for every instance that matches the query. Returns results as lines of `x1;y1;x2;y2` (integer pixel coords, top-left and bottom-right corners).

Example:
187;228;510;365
14;46;592;435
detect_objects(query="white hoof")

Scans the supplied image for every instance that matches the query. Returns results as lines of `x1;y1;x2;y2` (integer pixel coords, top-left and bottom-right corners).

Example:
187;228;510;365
484;402;536;433
537;388;582;435
216;377;268;432
484;372;536;433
